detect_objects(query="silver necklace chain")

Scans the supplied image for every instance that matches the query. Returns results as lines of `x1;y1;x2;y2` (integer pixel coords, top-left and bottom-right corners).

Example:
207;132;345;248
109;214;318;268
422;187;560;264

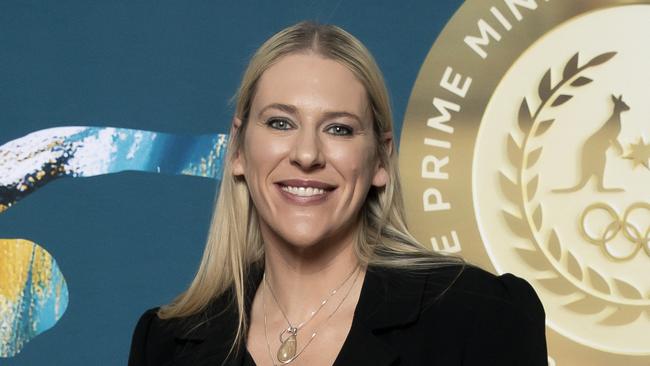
262;266;361;365
264;265;360;333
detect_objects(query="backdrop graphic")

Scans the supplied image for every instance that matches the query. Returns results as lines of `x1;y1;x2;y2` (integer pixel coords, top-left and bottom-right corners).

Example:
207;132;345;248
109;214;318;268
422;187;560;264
0;126;227;357
2;1;647;365
398;1;650;365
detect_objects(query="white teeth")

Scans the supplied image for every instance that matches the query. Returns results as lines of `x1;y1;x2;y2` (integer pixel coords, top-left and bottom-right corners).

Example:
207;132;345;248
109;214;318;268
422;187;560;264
281;185;326;197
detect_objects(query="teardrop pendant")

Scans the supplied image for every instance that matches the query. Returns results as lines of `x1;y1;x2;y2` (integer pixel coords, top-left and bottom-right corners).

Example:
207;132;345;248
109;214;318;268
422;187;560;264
277;333;297;363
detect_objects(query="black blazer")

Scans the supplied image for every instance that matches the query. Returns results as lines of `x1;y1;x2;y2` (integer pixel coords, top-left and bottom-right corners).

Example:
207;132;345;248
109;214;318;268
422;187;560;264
128;264;548;366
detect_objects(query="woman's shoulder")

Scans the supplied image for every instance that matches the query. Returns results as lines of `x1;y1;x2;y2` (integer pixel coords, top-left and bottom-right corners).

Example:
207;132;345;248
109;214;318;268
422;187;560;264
373;263;542;309
414;264;548;364
367;262;545;325
128;304;223;366
423;264;544;317
128;307;178;366
428;264;545;320
365;263;547;364
130;306;185;340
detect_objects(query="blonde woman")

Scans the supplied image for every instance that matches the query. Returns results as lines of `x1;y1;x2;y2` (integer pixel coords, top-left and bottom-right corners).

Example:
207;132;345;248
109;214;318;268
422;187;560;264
128;21;547;366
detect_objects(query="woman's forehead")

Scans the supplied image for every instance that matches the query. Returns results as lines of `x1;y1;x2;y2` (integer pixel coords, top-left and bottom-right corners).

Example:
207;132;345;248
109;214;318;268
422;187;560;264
252;53;370;120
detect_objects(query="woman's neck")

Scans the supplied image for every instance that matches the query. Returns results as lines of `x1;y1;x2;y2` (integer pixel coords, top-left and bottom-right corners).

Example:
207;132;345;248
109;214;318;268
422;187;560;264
262;236;362;322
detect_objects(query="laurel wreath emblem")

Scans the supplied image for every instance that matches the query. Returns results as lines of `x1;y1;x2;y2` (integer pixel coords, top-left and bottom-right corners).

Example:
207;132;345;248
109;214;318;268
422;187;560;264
499;51;650;326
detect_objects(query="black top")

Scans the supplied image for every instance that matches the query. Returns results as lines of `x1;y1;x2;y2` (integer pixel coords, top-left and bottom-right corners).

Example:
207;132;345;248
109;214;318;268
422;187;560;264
241;350;255;366
128;264;548;366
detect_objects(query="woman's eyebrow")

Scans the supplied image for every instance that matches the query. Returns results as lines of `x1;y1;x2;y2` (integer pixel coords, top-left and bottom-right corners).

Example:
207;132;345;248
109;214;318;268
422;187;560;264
321;111;362;124
258;103;362;123
257;103;297;118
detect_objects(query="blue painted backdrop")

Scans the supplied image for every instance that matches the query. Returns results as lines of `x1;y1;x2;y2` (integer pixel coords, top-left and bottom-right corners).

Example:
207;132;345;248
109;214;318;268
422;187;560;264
0;0;462;364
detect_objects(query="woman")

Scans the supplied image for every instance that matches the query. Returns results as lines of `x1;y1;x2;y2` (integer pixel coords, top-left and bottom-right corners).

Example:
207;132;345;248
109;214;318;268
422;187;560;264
128;21;547;366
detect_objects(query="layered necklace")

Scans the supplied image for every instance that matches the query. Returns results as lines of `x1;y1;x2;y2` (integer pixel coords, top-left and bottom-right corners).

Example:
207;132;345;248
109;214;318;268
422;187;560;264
262;265;361;365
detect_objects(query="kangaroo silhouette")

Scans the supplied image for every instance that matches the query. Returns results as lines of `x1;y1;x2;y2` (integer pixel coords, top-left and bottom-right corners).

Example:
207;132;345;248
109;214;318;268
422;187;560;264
553;94;630;193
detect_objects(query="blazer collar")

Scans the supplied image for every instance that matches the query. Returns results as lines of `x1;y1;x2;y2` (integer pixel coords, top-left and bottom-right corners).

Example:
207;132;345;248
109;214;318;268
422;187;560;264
172;264;428;366
333;265;427;366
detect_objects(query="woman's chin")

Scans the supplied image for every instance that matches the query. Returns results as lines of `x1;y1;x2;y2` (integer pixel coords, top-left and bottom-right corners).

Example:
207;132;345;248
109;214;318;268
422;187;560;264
278;233;327;250
271;230;344;255
260;218;356;255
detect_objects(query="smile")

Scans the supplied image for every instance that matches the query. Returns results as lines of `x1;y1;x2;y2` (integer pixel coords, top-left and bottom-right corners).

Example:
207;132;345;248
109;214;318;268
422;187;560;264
274;179;337;204
280;185;326;197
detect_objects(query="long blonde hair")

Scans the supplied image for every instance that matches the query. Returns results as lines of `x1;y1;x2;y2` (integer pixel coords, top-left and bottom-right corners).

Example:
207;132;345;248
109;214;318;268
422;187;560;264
158;20;463;354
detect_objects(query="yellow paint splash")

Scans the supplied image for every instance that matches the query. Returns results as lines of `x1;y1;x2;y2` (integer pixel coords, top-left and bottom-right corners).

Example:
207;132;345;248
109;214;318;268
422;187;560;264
1;239;64;358
0;239;33;301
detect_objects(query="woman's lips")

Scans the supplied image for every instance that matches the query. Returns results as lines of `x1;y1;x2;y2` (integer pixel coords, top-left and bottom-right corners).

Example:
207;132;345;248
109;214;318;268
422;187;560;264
276;179;336;190
274;181;336;204
280;185;327;196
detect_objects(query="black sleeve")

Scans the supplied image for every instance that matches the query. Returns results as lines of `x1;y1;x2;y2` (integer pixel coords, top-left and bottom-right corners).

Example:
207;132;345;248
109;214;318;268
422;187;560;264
462;274;548;366
128;308;159;366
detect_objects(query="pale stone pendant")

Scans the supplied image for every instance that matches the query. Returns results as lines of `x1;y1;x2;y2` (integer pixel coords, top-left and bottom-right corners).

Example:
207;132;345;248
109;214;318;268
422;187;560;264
277;334;297;363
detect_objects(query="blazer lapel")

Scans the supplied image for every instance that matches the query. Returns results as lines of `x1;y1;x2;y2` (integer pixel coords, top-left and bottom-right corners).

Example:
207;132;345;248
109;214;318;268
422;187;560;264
170;296;244;366
333;320;398;366
333;265;427;366
171;265;264;366
172;264;427;366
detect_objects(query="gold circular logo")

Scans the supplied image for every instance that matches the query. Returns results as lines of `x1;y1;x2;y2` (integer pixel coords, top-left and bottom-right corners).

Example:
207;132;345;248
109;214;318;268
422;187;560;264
400;1;650;365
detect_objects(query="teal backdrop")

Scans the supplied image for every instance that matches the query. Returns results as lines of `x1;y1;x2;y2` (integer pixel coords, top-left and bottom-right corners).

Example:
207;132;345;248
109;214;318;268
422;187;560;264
0;0;462;364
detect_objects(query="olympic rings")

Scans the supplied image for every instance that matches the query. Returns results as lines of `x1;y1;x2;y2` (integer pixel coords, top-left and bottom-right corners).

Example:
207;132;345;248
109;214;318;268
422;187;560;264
580;202;650;261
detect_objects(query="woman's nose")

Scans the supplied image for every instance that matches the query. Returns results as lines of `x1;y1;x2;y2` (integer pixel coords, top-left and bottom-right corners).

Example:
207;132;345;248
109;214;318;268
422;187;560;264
289;128;325;170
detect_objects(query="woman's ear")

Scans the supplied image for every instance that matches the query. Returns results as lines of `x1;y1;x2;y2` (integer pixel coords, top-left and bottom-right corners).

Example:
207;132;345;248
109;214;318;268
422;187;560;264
231;117;245;177
372;132;393;187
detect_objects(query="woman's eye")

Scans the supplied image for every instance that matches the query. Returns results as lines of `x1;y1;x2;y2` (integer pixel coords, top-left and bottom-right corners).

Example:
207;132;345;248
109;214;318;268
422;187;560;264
267;118;292;130
326;125;353;136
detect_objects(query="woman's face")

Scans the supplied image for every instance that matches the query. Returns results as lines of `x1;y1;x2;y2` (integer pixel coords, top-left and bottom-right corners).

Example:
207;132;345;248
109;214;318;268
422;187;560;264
232;52;389;249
